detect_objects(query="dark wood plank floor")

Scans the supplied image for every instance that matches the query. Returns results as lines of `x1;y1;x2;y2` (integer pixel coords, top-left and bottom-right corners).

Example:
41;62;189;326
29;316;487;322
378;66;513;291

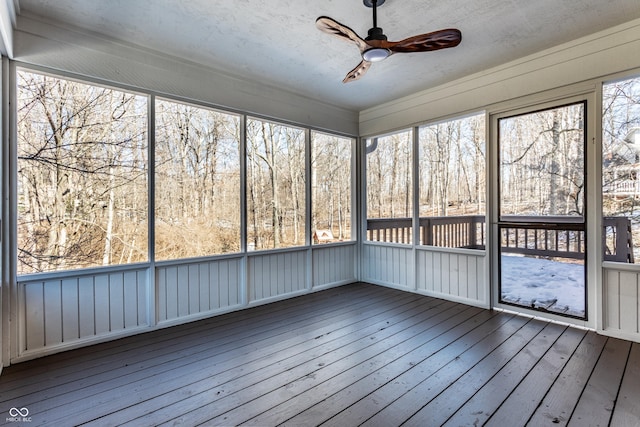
1;282;639;426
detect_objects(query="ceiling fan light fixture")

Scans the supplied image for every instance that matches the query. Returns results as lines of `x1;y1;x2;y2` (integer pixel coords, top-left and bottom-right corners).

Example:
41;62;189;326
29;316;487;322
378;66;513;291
316;0;461;82
362;47;390;62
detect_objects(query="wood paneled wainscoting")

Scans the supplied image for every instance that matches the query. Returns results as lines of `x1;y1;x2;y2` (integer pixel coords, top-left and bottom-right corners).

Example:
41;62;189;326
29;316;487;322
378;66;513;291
13;244;358;362
1;283;638;426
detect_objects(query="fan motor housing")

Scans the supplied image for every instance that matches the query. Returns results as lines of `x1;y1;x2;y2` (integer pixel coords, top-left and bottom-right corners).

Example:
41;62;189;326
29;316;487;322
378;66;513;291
366;27;387;41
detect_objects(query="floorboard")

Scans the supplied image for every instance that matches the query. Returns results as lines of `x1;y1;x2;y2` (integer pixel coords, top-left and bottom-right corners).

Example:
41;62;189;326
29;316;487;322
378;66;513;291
0;283;638;427
157;302;469;426
247;308;490;427
322;313;525;427
284;310;509;427
484;326;587;426
526;331;608;426
610;343;640;426
400;320;552;427
569;337;631;427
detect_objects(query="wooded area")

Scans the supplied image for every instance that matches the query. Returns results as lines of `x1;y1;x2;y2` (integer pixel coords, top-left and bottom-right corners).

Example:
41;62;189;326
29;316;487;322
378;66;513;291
155;99;241;260
311;132;352;242
17;72;149;274
365;114;485;247
419;114;485;217
499;103;585;217
17;70;353;274
246;119;306;250
366;130;413;221
603;76;640;262
365;114;485;225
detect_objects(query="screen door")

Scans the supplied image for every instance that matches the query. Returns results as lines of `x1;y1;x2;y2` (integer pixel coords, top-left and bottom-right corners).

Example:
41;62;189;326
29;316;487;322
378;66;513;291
498;101;587;319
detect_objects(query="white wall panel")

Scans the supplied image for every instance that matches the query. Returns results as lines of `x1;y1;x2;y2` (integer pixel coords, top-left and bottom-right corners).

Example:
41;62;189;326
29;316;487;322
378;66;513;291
94;274;111;335
416;249;487;307
61;278;78;343
17;251;325;362
19;267;149;357
156;258;242;324
23;280;44;352
13;15;359;136
77;276;95;339
109;273;125;331
312;244;356;288
248;250;308;303
362;244;413;289
0;0;16;57
43;280;62;346
360;19;640;136
603;266;640;342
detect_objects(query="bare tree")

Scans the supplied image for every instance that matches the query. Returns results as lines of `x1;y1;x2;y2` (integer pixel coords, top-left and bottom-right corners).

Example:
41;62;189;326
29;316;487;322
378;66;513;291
499;104;584;216
246;119;305;250
311;133;352;241
17;71;148;273
367;130;412;219
418;114;485;218
154;99;241;260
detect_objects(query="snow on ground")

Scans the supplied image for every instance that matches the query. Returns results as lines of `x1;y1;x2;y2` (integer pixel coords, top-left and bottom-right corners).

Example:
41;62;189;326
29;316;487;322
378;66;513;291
501;254;585;317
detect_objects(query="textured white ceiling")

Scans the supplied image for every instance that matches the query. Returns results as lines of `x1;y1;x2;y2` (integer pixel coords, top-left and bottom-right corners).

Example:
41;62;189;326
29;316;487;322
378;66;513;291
16;0;640;111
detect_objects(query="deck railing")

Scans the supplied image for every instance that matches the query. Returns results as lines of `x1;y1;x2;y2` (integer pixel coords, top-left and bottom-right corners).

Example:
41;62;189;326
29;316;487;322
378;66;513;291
367;215;634;263
366;215;485;248
603;179;640;196
422;215;485;249
499;216;585;261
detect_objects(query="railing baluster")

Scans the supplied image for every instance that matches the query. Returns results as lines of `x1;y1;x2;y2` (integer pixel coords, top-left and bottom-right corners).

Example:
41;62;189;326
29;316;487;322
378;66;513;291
544;229;548;251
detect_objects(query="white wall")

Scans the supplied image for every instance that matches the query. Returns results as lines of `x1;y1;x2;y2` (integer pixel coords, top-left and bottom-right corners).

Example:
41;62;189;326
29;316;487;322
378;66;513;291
0;0;16;377
415;248;487;308
602;264;640;341
361;244;414;291
360;18;640;136
0;57;5;374
19;266;150;360
0;0;16;57
361;244;488;308
12;13;359;136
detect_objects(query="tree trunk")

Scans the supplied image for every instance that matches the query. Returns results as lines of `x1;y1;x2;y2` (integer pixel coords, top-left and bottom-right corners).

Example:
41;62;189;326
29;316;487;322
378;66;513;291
103;165;116;265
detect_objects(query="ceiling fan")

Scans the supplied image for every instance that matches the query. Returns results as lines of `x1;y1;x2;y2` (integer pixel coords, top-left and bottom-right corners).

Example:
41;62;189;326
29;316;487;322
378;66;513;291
316;0;462;83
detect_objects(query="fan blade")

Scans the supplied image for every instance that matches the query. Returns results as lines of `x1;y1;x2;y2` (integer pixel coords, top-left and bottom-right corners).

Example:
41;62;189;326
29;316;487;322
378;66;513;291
316;16;368;52
387;28;462;53
343;60;371;83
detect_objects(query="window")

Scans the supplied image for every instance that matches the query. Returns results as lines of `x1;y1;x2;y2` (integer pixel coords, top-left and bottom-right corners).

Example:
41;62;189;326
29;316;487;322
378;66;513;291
418;113;486;248
16;69;355;270
603;75;640;263
365;130;413;243
311;132;353;243
246;118;306;250
17;70;148;274
155;99;241;260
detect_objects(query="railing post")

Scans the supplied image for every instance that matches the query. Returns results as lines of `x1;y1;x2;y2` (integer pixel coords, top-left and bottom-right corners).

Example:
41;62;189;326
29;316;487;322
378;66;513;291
613;217;634;263
424;218;432;246
469;218;477;248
